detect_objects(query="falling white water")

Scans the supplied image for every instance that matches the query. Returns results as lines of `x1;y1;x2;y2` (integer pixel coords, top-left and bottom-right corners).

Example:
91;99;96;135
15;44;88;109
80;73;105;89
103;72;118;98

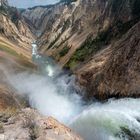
70;98;140;140
6;42;140;140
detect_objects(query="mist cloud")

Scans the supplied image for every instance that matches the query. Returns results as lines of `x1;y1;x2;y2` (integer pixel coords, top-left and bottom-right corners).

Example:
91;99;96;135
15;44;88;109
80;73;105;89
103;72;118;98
6;66;84;124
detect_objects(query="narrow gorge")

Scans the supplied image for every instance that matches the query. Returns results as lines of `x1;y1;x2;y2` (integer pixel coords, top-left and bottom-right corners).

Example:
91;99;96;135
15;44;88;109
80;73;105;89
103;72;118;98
0;0;140;140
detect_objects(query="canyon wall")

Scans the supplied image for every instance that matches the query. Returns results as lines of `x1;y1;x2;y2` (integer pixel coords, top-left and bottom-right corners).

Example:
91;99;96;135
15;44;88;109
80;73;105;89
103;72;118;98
22;0;140;100
0;1;35;58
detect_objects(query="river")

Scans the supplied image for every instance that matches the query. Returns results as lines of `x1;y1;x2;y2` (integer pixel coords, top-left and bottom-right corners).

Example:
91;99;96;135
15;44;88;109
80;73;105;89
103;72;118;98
9;42;140;140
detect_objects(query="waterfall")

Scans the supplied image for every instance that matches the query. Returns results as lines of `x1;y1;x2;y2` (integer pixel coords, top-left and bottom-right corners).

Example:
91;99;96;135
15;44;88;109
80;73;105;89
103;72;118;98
6;42;140;140
70;98;140;140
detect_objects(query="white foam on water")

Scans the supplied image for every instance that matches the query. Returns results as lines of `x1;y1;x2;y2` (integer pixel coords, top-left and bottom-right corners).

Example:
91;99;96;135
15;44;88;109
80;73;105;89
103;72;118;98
5;43;140;140
70;98;140;140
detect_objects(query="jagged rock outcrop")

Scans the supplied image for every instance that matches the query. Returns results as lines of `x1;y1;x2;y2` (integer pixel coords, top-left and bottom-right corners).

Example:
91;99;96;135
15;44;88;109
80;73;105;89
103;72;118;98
0;3;35;59
0;108;82;140
76;21;140;100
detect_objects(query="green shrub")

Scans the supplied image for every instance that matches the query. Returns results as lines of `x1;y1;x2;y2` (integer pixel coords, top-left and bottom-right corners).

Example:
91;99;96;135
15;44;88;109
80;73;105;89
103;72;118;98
65;34;105;69
59;46;70;57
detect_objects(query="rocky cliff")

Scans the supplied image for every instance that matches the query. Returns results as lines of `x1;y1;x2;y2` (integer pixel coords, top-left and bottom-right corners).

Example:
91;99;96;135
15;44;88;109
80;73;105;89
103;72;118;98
22;0;140;64
74;0;140;100
0;2;35;59
22;0;140;100
22;0;101;64
0;108;82;140
0;0;140;138
76;21;140;100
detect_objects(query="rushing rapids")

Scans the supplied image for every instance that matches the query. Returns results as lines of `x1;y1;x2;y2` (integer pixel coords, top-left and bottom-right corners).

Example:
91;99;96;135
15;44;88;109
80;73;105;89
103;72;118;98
70;99;140;140
7;43;140;140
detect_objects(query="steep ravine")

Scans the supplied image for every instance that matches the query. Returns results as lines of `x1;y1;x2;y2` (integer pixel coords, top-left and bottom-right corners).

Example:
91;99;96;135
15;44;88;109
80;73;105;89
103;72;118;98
22;0;140;100
0;0;140;140
0;2;82;139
